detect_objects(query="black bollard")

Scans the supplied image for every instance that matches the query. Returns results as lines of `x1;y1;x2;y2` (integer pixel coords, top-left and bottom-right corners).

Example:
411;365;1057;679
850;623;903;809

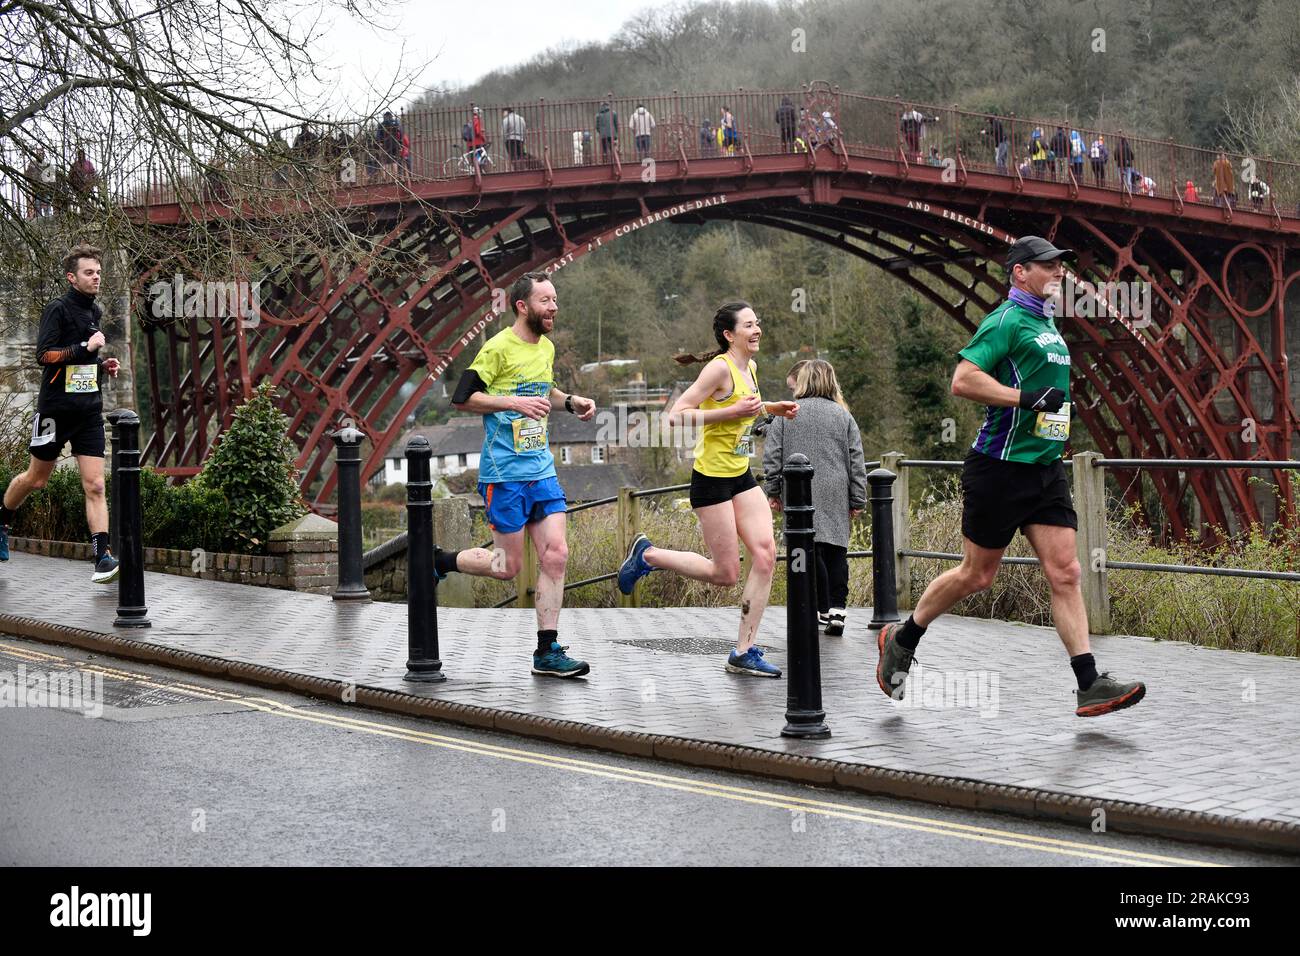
105;409;130;560
403;436;445;682
868;467;901;630
112;410;150;629
780;453;831;739
332;425;371;602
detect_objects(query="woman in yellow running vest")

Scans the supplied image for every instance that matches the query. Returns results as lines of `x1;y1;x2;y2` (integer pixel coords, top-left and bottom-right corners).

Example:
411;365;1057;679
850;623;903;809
617;301;798;677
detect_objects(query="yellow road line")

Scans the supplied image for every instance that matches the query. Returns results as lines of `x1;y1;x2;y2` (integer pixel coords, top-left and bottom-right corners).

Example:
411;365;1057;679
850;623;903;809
0;641;1223;866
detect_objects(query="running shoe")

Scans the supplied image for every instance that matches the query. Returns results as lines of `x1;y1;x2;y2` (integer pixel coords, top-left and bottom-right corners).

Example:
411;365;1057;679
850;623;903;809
825;609;846;637
725;645;781;678
875;622;914;699
91;552;119;584
617;533;655;594
1075;673;1146;717
532;641;590;678
0;523;9;562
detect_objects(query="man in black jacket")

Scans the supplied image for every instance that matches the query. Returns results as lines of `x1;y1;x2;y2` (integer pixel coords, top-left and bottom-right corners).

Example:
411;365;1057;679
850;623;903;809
0;243;122;582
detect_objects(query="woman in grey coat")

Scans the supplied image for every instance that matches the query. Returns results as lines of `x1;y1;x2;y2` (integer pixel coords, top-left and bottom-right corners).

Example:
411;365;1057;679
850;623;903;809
762;359;868;635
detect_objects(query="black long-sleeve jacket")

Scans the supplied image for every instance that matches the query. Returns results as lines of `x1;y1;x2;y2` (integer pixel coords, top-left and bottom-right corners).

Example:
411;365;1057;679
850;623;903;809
36;288;104;414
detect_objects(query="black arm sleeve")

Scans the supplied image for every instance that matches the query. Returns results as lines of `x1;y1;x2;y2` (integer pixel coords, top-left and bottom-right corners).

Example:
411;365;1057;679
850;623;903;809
35;301;92;366
451;369;488;405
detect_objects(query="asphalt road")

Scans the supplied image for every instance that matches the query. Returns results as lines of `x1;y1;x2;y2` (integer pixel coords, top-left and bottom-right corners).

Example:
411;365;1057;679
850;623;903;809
0;635;1290;867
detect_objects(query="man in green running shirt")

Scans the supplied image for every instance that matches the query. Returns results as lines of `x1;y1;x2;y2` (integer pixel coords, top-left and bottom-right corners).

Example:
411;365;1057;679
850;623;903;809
875;236;1146;718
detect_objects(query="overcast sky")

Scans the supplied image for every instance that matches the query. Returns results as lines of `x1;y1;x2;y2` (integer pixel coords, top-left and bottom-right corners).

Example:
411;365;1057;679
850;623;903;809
303;0;660;117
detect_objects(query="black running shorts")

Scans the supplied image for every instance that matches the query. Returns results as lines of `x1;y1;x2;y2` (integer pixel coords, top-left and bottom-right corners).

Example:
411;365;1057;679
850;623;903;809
689;469;759;509
960;449;1076;550
28;407;106;461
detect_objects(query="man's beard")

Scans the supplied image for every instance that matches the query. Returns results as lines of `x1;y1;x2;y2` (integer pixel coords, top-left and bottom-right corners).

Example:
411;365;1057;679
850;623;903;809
525;309;550;336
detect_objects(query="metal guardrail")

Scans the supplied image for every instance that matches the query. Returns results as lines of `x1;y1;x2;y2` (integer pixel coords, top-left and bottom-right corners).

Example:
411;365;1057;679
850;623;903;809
87;86;1300;226
892;453;1300;633
489;468;883;607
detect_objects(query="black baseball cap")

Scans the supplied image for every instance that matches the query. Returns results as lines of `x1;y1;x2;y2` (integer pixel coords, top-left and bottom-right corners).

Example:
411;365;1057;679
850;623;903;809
1006;235;1074;269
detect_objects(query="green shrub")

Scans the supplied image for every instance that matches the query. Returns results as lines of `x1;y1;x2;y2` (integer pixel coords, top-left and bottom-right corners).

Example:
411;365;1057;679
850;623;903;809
199;382;306;553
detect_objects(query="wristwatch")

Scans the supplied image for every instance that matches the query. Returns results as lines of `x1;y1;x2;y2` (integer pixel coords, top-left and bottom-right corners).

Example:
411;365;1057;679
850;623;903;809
565;395;576;414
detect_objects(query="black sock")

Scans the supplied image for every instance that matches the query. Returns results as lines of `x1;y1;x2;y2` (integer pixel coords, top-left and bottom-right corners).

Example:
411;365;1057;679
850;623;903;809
434;549;460;576
537;629;558;653
91;531;110;561
1070;653;1098;691
896;615;926;651
0;504;15;526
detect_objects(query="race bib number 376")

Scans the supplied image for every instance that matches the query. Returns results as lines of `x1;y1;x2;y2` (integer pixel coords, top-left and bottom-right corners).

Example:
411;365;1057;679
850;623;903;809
512;416;548;453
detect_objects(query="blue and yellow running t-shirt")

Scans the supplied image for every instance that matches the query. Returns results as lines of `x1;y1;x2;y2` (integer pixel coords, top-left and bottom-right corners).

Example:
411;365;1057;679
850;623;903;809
467;326;557;483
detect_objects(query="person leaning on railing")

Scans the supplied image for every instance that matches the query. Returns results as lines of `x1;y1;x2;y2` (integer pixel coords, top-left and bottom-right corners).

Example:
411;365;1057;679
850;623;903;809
761;359;867;637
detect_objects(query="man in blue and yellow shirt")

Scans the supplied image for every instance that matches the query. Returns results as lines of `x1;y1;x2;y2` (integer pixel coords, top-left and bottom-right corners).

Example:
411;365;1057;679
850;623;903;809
450;271;596;678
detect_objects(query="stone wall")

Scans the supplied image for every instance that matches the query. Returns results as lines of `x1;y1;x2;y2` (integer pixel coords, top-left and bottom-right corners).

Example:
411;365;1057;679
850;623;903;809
364;497;474;605
8;513;340;592
11;537;288;586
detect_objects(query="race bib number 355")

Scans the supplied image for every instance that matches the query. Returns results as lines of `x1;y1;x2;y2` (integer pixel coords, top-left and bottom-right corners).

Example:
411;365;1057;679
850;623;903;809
66;364;98;394
512;416;548;453
1033;402;1071;442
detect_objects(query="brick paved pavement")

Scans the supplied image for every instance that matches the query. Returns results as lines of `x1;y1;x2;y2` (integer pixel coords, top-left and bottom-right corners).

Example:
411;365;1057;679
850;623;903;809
3;553;1298;838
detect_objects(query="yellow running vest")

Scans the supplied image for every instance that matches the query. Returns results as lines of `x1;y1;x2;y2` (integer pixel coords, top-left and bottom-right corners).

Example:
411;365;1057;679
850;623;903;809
693;355;761;478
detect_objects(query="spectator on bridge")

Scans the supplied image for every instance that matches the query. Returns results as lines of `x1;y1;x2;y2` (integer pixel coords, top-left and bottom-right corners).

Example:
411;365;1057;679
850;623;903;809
1249;176;1270;211
630;104;656;160
467;106;488;167
699;118;715;156
293;123;320;158
720;106;739;155
1088;135;1108;186
1029;132;1050;179
1068;129;1085;181
776;96;798;151
1137;172;1157;197
1049;127;1069;180
595;102;619;162
982;115;1008;173
25;150;52;218
572;130;591;164
401;131;413;180
795;107;814;151
1183;179;1200;203
502;107;527;167
1212;151;1235;208
926;146;943;167
1115;136;1135;191
816;110;839;151
375;111;403;181
68;148;96;209
900;106;925;160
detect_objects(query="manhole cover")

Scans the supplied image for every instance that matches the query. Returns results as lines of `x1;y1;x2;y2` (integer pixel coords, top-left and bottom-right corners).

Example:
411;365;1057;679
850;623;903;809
614;638;737;656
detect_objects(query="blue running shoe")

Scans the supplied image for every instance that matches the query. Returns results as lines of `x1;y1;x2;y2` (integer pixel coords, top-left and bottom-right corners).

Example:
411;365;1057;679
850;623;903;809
532;641;590;678
0;523;9;562
725;645;782;678
617;533;655;595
